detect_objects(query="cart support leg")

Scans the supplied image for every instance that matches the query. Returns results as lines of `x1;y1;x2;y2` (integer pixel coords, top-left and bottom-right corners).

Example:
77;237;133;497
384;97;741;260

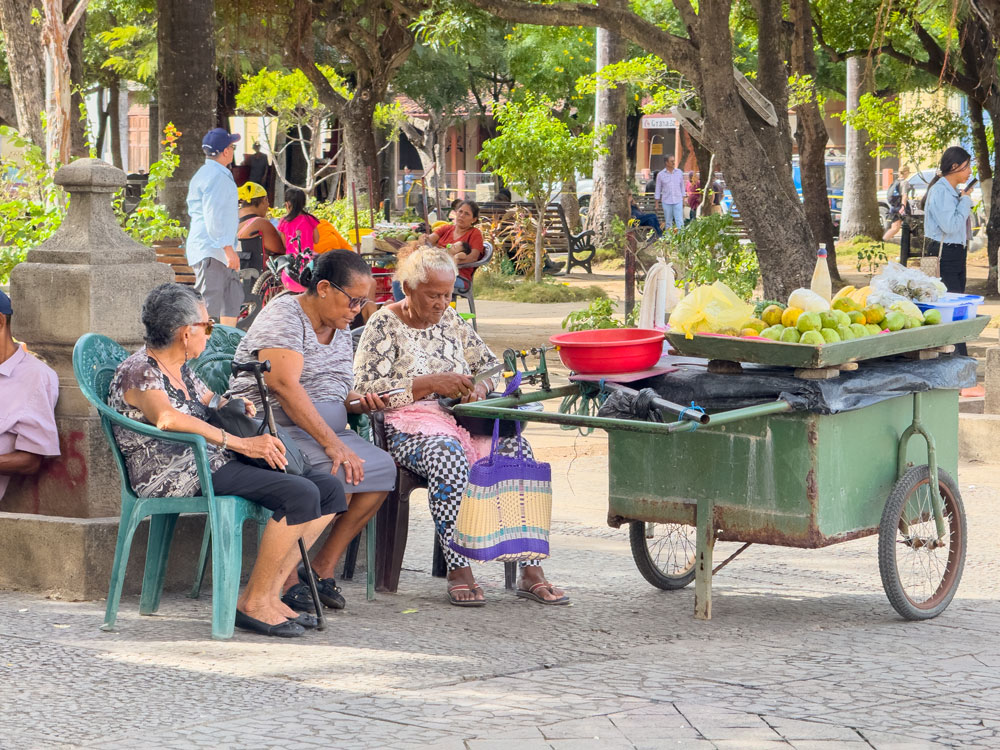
695;496;715;620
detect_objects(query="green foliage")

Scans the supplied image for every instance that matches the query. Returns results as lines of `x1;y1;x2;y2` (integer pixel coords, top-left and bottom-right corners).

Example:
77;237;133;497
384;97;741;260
658;214;760;300
479;95;611;211
0;127;65;283
507;24;597;120
308;193;373;235
98;24;157;83
837;235;889;277
115;123;186;245
836;93;969;164
561;296;639;331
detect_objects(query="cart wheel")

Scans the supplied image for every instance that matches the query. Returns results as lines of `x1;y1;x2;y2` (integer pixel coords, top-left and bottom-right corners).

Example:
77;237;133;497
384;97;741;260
878;465;966;620
629;521;697;590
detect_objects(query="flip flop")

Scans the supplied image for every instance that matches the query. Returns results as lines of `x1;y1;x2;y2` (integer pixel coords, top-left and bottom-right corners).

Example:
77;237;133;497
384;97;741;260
447;583;486;607
516;581;570;606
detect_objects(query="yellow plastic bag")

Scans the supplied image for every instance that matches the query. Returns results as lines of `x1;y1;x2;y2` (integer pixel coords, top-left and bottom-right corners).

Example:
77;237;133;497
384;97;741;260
669;281;754;339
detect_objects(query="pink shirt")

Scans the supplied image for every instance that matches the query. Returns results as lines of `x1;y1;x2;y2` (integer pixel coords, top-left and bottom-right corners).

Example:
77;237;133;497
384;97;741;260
277;213;320;253
0;345;60;499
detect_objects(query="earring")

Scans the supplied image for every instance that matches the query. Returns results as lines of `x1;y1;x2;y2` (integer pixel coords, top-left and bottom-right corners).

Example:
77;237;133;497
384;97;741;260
321;294;327;299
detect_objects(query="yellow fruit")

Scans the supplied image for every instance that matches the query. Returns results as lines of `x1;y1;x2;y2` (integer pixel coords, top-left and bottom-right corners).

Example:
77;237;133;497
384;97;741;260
741;327;761;338
832;285;856;301
850;286;872;306
745;317;767;333
761;305;784;327
781;307;803;328
863;304;885;325
832;297;860;313
848;310;867;325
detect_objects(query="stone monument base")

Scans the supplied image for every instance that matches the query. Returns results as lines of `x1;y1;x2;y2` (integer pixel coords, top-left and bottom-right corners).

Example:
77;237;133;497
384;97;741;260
0;513;365;601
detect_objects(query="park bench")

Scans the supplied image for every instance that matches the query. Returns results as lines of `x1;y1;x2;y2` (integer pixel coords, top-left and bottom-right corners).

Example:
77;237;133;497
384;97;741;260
154;240;195;285
477;201;597;274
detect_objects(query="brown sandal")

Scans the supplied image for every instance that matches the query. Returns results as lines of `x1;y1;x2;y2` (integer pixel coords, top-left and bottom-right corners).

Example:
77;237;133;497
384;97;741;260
447;583;485;607
516;581;570;606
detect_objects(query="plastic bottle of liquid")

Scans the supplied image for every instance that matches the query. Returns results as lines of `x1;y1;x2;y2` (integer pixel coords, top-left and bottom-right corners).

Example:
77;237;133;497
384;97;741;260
810;245;832;302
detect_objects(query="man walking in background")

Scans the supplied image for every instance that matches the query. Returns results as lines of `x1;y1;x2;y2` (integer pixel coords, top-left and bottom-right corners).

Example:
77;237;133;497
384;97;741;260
654;155;687;230
186;127;243;326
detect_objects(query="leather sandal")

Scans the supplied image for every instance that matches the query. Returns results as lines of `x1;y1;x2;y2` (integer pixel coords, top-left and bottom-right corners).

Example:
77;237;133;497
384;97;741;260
447;583;486;607
516;581;570;606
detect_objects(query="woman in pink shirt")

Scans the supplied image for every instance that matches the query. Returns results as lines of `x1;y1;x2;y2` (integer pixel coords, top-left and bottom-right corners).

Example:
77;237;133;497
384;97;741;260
277;188;320;254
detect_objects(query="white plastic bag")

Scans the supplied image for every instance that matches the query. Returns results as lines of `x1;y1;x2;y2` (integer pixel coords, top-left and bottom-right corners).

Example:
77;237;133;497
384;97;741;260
870;262;946;306
639;258;680;329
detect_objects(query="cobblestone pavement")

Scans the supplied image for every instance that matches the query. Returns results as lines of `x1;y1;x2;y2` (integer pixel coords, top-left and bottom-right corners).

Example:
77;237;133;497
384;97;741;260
3;451;999;749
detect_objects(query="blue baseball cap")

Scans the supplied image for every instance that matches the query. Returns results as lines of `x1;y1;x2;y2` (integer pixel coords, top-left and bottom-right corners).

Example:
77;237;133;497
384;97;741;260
202;128;241;157
0;289;11;315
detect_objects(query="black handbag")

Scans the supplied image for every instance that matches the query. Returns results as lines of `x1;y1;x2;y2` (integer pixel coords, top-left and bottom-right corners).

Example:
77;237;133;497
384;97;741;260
206;398;311;475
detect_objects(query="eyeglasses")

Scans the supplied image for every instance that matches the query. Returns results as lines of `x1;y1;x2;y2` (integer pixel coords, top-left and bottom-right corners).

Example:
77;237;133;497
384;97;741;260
191;320;215;335
327;281;369;310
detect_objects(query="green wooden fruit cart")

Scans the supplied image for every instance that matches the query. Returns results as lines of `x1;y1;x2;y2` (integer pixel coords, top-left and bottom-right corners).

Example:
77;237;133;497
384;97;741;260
455;320;986;620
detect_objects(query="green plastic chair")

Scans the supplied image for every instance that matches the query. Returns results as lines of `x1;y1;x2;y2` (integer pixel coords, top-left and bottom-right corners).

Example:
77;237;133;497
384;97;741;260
72;332;271;640
185;325;376;602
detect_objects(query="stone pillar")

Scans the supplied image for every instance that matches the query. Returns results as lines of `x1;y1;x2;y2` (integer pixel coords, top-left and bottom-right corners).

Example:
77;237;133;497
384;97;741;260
4;159;172;518
985;347;1000;415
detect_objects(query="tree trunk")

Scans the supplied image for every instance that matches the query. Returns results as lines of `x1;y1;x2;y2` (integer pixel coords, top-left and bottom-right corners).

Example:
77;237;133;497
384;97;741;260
148;98;159;166
698;0;814;299
67;0;87;159
157;0;217;224
987;102;1000;295
108;83;122;169
94;87;108;158
534;202;545;283
588;27;630;247
790;0;839;282
340;95;380;197
840;57;882;240
560;172;582;231
969;98;996;288
0;0;46;148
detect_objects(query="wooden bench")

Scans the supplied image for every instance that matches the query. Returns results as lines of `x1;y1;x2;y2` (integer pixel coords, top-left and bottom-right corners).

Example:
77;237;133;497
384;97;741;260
477;201;597;274
154;240;195;285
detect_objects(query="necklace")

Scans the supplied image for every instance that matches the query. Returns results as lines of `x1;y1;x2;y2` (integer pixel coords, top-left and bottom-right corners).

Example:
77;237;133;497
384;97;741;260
148;350;187;394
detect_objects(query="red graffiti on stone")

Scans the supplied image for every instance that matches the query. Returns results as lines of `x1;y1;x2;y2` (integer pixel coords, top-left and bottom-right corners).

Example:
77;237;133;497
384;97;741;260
31;431;88;514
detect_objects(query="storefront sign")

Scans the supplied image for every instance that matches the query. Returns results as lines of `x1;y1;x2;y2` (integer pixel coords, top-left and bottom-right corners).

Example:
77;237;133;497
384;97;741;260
642;116;677;129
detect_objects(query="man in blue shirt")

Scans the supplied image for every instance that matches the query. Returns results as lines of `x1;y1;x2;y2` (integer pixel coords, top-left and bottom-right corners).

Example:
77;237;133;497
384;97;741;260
186;128;242;325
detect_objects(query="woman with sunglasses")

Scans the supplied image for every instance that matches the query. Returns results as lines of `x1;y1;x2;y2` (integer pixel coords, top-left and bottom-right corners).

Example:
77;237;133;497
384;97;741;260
108;283;343;637
228;250;395;614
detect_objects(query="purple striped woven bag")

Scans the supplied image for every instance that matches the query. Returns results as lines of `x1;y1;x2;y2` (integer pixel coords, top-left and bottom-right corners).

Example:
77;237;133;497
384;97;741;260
449;372;551;562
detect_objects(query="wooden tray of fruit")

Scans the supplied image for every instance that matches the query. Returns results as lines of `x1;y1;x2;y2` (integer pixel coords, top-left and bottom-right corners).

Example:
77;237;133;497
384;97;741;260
666;312;989;371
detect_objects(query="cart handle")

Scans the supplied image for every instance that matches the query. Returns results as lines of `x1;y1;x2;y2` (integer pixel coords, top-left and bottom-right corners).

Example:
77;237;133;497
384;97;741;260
454;385;791;435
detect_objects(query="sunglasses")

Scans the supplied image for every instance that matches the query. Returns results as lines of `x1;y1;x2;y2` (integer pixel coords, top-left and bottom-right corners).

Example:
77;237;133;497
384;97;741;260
191;320;215;335
328;281;369;310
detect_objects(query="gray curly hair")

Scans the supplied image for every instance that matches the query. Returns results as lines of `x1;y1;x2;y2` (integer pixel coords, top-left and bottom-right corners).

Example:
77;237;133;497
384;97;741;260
141;283;205;349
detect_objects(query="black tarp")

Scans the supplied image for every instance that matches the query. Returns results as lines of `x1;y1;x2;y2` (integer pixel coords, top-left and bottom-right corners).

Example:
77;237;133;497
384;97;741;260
597;355;976;419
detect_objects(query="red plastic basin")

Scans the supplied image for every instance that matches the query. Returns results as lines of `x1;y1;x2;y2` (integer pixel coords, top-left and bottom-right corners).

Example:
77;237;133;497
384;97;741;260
549;328;665;374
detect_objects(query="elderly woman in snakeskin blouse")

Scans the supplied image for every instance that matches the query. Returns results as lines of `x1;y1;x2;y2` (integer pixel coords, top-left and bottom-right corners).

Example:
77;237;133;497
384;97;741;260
354;247;568;608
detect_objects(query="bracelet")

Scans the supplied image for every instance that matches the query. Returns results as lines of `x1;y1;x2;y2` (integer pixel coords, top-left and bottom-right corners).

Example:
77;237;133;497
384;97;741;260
220;429;228;451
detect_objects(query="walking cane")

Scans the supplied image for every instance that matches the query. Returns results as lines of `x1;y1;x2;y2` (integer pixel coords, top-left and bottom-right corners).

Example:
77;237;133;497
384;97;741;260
231;360;326;631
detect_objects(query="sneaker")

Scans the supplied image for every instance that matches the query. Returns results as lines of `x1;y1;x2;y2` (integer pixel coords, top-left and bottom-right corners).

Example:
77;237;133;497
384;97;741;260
297;564;346;610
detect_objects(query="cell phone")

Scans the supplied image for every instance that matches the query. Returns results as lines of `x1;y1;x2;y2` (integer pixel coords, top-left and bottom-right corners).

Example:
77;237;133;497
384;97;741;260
965;178;978;192
348;388;404;406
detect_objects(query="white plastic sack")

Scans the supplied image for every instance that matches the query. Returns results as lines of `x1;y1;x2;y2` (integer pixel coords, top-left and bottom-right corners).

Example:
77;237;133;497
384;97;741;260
639;258;680;329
